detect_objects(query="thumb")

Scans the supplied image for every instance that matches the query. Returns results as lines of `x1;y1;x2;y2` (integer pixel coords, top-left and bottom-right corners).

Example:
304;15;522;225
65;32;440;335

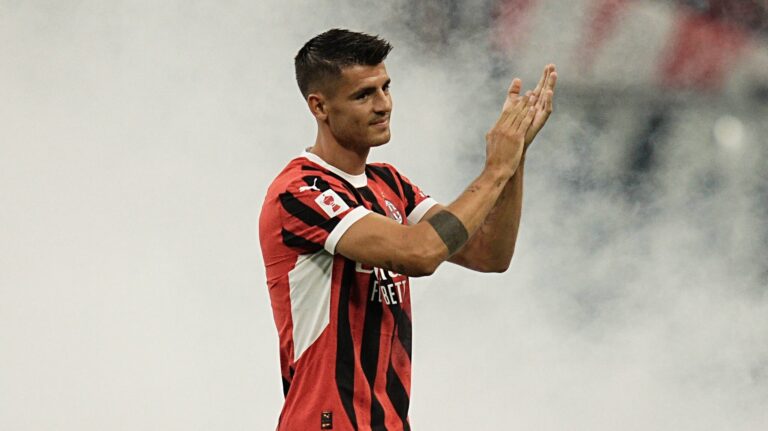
507;78;522;97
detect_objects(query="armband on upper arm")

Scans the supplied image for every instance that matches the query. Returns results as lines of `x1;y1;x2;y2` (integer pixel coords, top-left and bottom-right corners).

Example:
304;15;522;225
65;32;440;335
426;210;469;256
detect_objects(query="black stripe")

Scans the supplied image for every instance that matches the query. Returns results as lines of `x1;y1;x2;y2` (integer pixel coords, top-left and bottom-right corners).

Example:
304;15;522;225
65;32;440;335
358;187;386;216
384;293;412;427
281;228;323;252
394;172;417;215
301;166;366;203
281;376;290;398
303;175;358;208
390;304;412;360
301;165;325;173
336;260;359;430
281;366;296;398
366;165;402;200
386;357;411;431
279;191;339;233
345;184;367;207
361;274;386;429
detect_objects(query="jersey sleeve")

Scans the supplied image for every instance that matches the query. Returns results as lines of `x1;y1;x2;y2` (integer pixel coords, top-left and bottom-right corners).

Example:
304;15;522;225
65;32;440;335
278;174;371;255
388;166;438;225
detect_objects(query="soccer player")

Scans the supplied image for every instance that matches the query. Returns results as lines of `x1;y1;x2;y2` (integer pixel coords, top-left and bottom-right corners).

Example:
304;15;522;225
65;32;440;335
259;29;556;431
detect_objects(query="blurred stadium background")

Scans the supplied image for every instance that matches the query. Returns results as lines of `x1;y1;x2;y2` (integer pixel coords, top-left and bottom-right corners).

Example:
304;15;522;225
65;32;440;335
2;1;767;430
401;0;768;282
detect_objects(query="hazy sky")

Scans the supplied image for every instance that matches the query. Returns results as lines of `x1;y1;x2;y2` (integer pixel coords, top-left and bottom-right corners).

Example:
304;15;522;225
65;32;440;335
2;1;767;430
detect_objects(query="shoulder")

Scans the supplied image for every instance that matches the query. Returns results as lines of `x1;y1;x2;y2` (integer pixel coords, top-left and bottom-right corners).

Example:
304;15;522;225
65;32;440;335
367;161;401;176
265;156;360;222
366;162;405;187
267;156;352;198
265;157;303;193
367;162;423;194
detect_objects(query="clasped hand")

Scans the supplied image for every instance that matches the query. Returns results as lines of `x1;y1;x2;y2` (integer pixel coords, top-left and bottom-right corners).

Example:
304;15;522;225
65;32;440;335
485;64;558;177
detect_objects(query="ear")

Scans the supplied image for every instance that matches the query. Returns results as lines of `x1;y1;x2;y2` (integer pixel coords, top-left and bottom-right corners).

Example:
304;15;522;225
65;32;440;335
307;92;328;121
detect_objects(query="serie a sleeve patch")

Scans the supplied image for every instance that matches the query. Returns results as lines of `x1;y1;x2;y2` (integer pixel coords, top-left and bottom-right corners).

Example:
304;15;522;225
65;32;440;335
314;189;350;218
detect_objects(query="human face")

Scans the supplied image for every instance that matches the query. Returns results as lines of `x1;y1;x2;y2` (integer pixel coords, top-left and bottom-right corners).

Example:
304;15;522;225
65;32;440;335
324;63;392;150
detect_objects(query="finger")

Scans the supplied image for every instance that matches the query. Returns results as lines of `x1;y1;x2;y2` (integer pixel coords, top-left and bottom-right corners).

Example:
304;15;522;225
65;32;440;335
546;69;557;92
521;90;533;109
522;93;538;123
502;78;523;112
532;65;549;98
544;89;554;114
500;81;521;116
544;72;557;112
513;93;531;117
537;65;555;108
519;104;536;132
501;90;528;126
533;69;545;95
526;94;538;118
510;95;531;129
497;94;524;127
495;109;511;128
507;78;522;97
533;68;555;112
509;96;527;129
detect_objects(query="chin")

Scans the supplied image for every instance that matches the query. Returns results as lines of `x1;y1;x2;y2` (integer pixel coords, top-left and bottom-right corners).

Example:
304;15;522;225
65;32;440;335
369;130;391;147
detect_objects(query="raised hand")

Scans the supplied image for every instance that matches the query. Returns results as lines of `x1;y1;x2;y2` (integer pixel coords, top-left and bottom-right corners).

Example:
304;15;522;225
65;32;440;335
485;80;537;178
524;64;557;149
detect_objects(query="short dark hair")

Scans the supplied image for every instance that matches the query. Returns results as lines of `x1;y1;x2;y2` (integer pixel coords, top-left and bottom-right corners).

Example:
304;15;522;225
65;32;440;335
294;29;393;99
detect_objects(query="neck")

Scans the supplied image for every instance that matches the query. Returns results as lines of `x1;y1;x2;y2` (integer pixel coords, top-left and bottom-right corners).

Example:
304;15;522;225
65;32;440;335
309;129;369;175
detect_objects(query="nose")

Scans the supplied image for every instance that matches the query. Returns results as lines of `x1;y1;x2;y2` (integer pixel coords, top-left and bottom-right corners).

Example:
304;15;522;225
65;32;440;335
373;89;392;114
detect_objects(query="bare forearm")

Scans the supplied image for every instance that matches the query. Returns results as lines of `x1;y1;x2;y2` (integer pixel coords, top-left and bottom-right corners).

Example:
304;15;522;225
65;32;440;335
446;167;511;233
412;90;536;272
414;166;513;265
418;160;523;273
336;91;536;277
451;158;525;271
336;165;512;277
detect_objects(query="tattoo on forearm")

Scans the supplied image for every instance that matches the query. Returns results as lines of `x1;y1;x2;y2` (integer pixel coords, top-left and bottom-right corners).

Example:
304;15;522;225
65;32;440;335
427;210;469;256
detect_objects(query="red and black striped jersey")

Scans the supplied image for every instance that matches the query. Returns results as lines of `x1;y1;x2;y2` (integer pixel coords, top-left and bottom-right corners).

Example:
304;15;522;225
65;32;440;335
259;151;437;431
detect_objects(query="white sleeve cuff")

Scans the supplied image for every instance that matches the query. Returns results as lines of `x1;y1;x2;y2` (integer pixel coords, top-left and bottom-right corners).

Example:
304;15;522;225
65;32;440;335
407;198;439;225
324;206;372;254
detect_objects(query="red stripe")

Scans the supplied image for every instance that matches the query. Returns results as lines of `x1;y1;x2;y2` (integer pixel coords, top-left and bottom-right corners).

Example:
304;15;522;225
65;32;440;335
376;306;401;429
576;0;630;72
334;260;360;430
490;0;539;54
390;325;412;396
658;8;749;91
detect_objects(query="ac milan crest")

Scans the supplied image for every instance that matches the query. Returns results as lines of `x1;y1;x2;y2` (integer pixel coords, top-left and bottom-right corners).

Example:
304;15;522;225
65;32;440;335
384;199;403;224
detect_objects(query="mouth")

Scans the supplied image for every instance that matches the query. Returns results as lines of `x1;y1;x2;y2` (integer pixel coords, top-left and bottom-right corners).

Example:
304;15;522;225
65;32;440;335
370;118;389;128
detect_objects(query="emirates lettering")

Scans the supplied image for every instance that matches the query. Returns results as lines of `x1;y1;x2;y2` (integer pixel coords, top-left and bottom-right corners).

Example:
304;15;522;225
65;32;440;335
370;280;406;304
355;262;401;278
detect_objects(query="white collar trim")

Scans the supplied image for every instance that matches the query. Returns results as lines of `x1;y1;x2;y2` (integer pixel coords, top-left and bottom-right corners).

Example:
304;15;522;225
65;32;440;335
300;151;369;188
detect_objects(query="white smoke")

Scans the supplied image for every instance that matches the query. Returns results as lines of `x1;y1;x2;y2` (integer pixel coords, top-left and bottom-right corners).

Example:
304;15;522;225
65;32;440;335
1;1;767;430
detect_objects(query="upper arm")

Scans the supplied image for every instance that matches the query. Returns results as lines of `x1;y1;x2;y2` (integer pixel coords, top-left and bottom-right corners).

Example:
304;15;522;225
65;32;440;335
419;203;445;224
333;167;443;276
278;175;372;255
336;201;478;275
418;203;487;270
335;211;445;277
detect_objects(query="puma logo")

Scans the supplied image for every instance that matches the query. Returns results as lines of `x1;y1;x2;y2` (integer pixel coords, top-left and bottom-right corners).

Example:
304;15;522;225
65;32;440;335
299;178;321;193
